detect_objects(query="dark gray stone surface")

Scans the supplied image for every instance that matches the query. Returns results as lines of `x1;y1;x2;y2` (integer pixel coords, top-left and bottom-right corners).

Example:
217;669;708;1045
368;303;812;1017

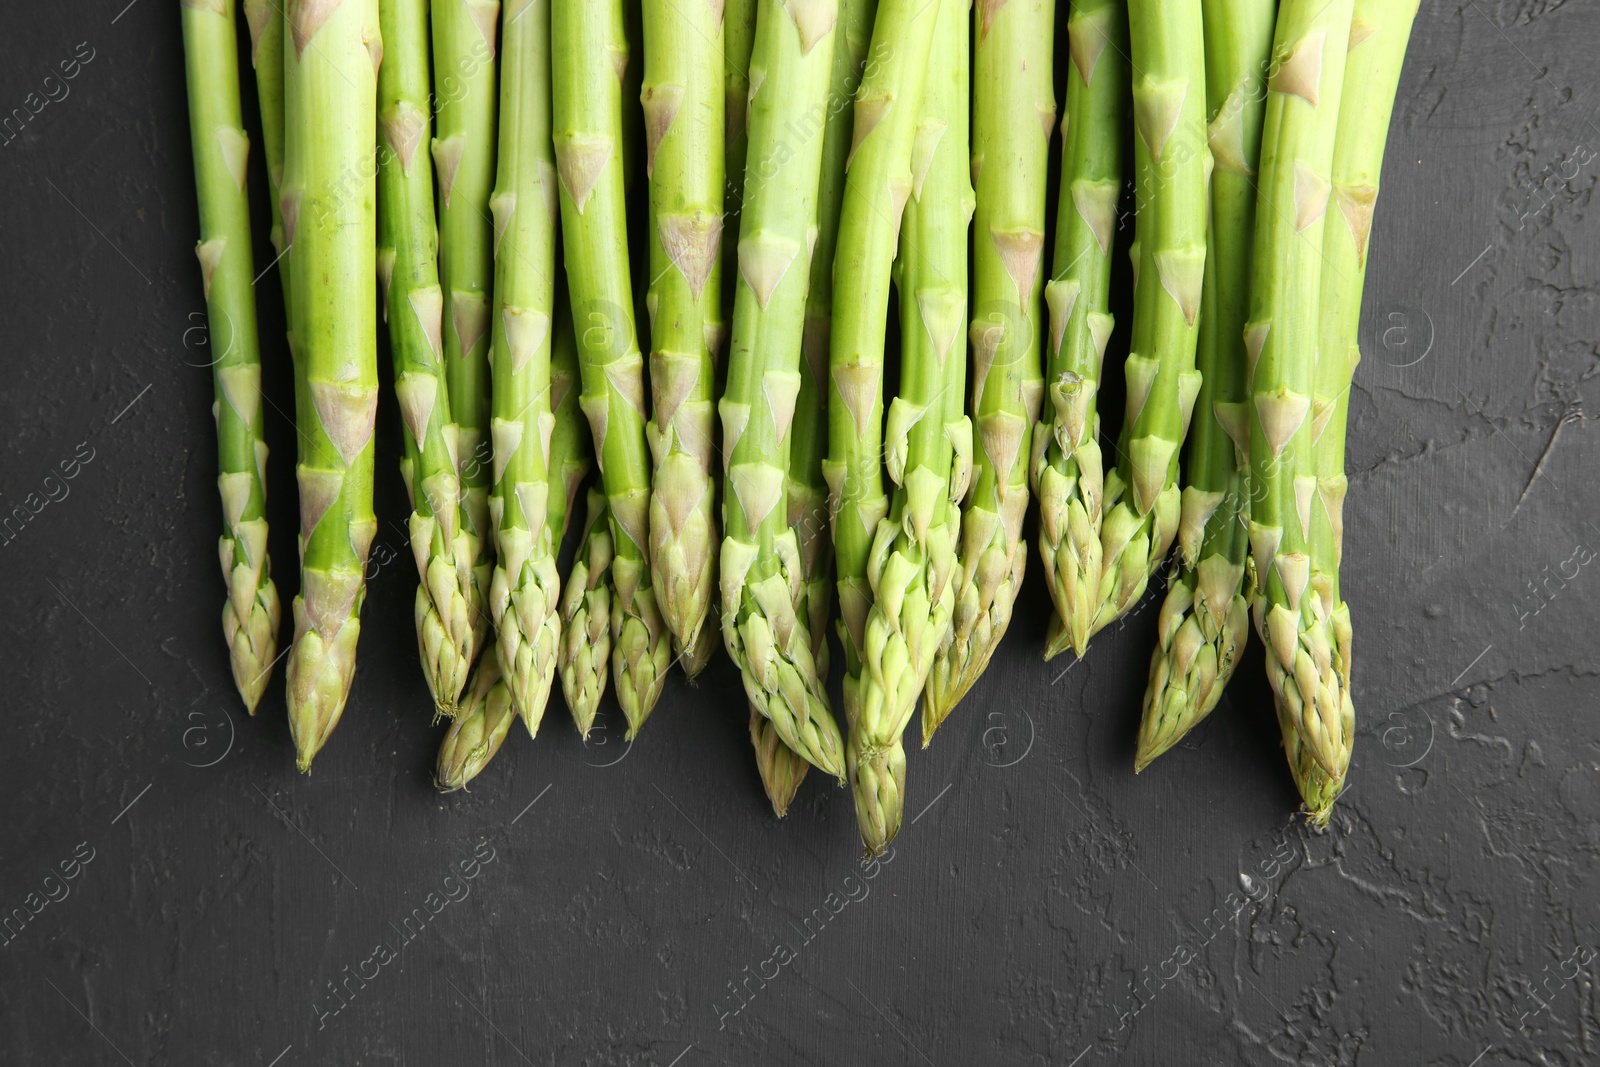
2;3;1596;1065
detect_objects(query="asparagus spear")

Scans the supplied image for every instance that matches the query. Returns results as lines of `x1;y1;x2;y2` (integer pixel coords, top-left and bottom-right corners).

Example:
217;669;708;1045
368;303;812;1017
1243;0;1355;788
641;0;725;677
552;0;673;737
1289;0;1419;824
720;0;846;781
546;299;592;552
241;0;290;313
435;640;518;791
793;0;876;680
548;305;605;735
722;0;758;313
923;0;1055;721
1087;0;1208;641
850;0;971;853
183;0;280;713
376;0;477;715
431;0;500;690
824;0;938;718
281;0;382;769
486;0;562;735
1135;0;1274;770
560;489;614;735
1033;0;1127;661
749;0;877;817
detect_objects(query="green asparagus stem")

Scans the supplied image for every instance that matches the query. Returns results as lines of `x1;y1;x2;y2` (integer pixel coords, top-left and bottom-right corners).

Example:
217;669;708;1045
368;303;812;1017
1088;0;1208;641
1135;0;1274;770
849;0;970;853
486;0;562;735
923;0;1054;720
549;305;602;732
281;0;382;770
553;0;673;736
642;0;724;677
432;0;500;681
1289;0;1419;825
560;488;613;735
749;0;876;815
719;0;846;781
435;640;518;791
722;0;758;312
183;0;280;713
376;0;478;716
1243;0;1355;788
824;0;938;717
241;0;290;313
1033;0;1127;661
547;295;592;550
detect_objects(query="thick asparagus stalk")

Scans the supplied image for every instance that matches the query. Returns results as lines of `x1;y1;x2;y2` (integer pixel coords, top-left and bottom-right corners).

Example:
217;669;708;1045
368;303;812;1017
1088;0;1208;640
750;0;877;818
1033;0;1127;661
376;0;478;715
281;0;382;770
720;0;845;781
241;0;290;312
641;0;725;677
824;0;938;714
1135;0;1274;770
552;0;673;736
546;300;592;550
849;0;971;853
435;641;517;791
923;0;1055;720
432;0;500;683
1288;0;1419;824
183;0;280;713
487;0;562;735
1244;0;1355;788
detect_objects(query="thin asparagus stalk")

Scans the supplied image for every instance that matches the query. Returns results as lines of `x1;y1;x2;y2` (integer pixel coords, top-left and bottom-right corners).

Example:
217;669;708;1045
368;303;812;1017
552;0;673;736
923;0;1055;721
487;0;562;735
432;0;500;693
560;488;614;735
751;0;878;817
642;0;725;677
793;0;877;681
722;0;758;313
377;0;478;716
1243;0;1355;788
183;0;280;713
241;0;290;313
281;0;382;770
435;640;518;791
1135;0;1274;770
720;0;846;781
547;296;592;551
1033;0;1127;661
824;0;938;717
850;0;971;853
1289;0;1419;825
1088;0;1208;640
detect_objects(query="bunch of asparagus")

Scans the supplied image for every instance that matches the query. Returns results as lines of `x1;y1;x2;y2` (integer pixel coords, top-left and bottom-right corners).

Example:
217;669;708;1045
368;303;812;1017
182;0;1417;844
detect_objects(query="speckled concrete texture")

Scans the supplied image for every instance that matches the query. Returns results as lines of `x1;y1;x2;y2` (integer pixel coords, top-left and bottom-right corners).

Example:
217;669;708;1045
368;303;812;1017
1;3;1596;1065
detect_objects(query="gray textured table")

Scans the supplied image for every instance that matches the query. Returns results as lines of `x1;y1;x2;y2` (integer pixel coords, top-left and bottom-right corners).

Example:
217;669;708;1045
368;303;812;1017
2;3;1596;1065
